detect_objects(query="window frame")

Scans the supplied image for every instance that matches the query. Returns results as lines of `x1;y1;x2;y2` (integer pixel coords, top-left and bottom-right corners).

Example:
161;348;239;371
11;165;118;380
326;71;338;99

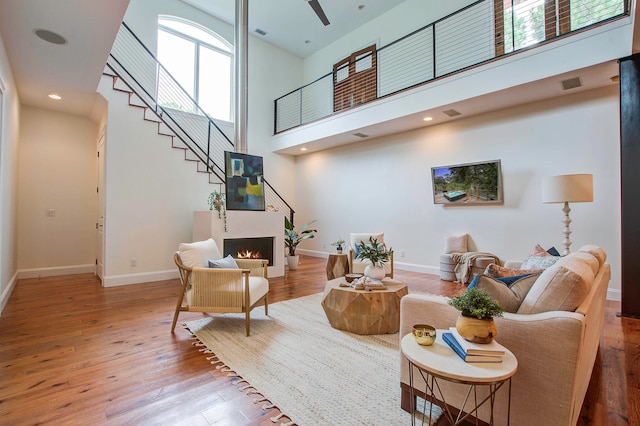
157;17;233;123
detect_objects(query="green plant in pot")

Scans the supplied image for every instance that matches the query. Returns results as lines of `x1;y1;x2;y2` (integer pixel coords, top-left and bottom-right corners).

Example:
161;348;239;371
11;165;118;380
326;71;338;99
207;190;227;232
331;237;346;254
355;236;392;280
284;217;317;271
448;287;504;343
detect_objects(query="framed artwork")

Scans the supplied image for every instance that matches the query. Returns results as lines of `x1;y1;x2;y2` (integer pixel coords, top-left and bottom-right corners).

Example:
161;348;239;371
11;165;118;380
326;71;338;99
224;151;265;211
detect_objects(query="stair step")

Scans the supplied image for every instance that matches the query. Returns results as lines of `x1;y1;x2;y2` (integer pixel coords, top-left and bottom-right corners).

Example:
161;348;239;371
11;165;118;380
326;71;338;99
129;93;147;108
143;108;162;123
185;149;200;162
103;65;117;77
113;78;132;93
158;123;175;137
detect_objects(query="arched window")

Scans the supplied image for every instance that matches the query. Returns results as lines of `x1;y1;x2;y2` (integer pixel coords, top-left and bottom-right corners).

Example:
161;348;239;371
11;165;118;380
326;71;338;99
157;16;233;122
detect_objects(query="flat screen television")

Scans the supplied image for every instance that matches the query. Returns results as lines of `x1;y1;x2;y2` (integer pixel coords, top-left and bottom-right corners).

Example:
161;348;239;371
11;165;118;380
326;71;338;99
224;151;266;211
431;159;503;205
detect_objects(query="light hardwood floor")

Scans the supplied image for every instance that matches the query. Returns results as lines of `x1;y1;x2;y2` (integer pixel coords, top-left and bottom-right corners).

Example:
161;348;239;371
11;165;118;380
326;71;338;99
0;255;637;425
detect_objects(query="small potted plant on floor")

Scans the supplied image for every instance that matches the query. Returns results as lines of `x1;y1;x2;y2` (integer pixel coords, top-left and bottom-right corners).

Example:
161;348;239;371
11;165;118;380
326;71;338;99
448;287;504;343
331;237;346;254
284;217;317;271
355;236;392;280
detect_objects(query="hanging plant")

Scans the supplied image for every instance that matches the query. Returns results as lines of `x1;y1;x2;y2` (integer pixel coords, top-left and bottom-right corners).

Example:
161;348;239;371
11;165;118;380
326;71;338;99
207;191;227;232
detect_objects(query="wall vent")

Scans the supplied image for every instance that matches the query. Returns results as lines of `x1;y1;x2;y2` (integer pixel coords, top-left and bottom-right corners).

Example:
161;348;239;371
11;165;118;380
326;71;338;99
255;28;267;36
353;132;369;138
442;109;462;117
561;77;582;90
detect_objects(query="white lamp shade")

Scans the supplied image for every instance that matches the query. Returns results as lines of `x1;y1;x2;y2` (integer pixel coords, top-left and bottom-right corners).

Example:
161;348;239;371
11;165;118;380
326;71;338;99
542;174;593;203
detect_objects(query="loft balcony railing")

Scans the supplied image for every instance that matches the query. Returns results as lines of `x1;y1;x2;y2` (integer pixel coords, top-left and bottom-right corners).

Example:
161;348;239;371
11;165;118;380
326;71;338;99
107;22;295;223
274;0;630;134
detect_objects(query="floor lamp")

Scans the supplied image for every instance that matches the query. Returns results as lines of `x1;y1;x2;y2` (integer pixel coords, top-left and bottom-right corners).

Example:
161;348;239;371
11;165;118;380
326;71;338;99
542;174;593;256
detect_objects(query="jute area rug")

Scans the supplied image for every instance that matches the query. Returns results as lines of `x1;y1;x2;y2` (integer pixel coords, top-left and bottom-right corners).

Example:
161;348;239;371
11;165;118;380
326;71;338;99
185;293;442;425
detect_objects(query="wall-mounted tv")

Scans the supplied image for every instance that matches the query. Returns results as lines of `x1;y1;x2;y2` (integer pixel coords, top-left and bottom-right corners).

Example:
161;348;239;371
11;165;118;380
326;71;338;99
431;159;503;205
225;151;266;211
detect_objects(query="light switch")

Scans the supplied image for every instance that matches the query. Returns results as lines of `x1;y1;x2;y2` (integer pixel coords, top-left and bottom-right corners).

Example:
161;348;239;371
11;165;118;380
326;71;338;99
45;209;56;217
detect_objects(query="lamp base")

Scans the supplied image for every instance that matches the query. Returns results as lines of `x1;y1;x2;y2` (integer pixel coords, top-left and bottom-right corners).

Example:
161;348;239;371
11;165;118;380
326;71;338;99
561;202;572;256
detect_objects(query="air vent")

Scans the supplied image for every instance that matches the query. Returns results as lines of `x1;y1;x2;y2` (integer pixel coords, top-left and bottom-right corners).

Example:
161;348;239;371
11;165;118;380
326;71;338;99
442;109;462;117
561;77;582;90
34;29;67;45
353;133;369;138
255;28;267;36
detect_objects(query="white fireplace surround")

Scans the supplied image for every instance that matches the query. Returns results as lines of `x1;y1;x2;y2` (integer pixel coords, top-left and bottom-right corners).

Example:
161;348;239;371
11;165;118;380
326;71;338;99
192;210;285;277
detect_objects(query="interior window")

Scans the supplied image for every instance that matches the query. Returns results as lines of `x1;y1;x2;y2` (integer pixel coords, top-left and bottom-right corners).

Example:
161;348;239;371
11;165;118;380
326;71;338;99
157;16;233;122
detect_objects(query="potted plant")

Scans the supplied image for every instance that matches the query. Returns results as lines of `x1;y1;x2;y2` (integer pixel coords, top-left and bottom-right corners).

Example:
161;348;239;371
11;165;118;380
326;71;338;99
331;237;346;254
207;190;227;232
284;217;317;270
448;287;504;343
355;236;392;280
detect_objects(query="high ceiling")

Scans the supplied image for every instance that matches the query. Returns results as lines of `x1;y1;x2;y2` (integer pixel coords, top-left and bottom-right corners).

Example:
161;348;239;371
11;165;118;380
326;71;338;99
0;0;405;117
181;0;406;58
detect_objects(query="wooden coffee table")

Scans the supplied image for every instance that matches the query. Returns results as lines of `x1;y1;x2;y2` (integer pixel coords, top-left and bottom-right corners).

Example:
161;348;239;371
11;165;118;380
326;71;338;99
321;277;408;335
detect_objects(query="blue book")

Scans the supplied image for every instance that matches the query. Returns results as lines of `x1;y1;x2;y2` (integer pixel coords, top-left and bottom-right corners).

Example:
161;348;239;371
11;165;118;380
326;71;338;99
442;332;502;363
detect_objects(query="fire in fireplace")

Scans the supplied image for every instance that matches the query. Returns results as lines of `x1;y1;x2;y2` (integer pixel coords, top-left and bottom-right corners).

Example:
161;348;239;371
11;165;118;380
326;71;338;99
224;237;274;266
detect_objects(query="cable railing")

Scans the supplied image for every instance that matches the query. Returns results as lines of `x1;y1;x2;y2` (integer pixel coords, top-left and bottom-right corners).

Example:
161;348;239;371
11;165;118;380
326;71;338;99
108;22;295;223
274;0;629;134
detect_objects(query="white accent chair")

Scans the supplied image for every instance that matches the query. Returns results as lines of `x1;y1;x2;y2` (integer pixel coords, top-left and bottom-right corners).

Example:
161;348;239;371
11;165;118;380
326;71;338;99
348;232;394;278
171;238;269;336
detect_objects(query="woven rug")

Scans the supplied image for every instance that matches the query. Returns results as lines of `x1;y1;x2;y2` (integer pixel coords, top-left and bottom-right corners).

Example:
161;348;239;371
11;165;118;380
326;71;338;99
185;292;442;425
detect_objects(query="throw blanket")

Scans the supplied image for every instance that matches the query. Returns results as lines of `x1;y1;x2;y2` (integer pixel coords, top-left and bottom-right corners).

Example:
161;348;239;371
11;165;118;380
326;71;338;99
452;251;501;284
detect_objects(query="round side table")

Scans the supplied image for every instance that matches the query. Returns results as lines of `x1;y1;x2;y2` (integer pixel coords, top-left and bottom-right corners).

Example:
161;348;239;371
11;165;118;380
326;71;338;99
401;332;518;425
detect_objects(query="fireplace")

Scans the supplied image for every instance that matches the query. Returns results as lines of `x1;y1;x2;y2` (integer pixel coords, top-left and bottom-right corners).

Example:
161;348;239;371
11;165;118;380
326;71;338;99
224;237;275;266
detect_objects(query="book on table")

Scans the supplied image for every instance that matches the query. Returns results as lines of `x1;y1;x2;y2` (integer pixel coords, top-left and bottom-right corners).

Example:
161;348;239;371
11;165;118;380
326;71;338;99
448;327;507;356
442;332;503;363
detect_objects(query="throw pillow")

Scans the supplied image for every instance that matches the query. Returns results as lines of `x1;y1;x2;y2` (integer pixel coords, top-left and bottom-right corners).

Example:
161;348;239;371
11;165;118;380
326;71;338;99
484;263;543;279
444;234;468;254
474;273;541;313
208;254;239;269
521;244;560;270
178;238;222;268
547;246;561;256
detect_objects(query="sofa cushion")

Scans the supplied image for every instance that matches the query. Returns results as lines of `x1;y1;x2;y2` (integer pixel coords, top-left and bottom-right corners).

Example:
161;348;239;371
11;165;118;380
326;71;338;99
578;244;607;267
474;273;541;313
444;234;468;254
517;255;595;314
179;238;222;268
555;251;599;276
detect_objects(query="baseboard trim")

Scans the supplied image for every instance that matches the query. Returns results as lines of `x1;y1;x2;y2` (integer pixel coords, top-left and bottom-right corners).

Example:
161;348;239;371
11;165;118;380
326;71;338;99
297;249;440;275
103;269;178;287
0;271;19;316
18;264;95;279
607;288;621;301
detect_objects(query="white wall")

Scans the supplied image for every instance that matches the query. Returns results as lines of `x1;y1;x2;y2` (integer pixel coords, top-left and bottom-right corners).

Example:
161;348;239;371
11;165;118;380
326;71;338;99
17;106;98;275
295;86;621;299
0;31;20;314
98;0;303;284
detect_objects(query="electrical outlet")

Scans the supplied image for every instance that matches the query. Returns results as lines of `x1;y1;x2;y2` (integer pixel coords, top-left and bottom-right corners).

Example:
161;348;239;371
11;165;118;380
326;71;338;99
45;209;56;217
400;251;405;258
130;258;137;267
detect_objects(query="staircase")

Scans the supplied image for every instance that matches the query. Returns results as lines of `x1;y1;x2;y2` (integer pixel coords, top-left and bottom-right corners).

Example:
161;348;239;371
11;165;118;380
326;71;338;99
105;22;294;222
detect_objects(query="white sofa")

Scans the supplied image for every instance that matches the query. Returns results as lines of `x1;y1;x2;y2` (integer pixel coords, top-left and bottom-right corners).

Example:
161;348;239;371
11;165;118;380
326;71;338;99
399;245;610;426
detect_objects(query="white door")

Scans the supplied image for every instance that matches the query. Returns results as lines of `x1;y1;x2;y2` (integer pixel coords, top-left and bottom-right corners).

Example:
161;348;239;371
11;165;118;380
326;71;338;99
96;127;105;281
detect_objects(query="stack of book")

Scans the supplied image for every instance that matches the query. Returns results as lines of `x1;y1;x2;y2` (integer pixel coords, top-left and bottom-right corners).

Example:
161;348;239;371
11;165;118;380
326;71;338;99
442;327;506;363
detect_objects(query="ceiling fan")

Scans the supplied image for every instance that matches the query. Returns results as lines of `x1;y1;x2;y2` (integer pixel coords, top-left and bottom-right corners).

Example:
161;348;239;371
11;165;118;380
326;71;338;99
305;0;330;26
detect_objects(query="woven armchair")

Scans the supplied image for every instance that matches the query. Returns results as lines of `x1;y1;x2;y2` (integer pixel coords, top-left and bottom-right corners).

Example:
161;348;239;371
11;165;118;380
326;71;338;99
171;239;269;336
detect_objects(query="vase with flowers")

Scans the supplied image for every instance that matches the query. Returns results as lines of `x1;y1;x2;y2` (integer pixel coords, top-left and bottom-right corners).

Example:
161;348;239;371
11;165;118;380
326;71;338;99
355;236;392;280
331;237;346;254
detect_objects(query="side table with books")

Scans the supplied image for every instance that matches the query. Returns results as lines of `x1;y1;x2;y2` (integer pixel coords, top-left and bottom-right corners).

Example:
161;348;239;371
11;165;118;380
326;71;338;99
401;330;518;425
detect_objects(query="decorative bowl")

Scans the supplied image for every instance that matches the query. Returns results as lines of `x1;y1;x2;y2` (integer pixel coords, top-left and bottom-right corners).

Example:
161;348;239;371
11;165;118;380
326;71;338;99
344;273;362;283
412;324;437;346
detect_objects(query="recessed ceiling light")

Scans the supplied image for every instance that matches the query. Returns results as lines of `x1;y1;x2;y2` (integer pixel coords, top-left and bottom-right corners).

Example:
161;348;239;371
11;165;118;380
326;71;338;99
305;40;311;44
358;5;366;10
300;147;308;151
34;29;67;45
423;116;433;121
48;93;62;100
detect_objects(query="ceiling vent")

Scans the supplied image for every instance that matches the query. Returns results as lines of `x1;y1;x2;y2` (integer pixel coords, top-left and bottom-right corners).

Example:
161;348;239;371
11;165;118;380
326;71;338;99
353;132;369;138
442;109;462;117
255;28;267;36
34;29;67;45
561;77;582;90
